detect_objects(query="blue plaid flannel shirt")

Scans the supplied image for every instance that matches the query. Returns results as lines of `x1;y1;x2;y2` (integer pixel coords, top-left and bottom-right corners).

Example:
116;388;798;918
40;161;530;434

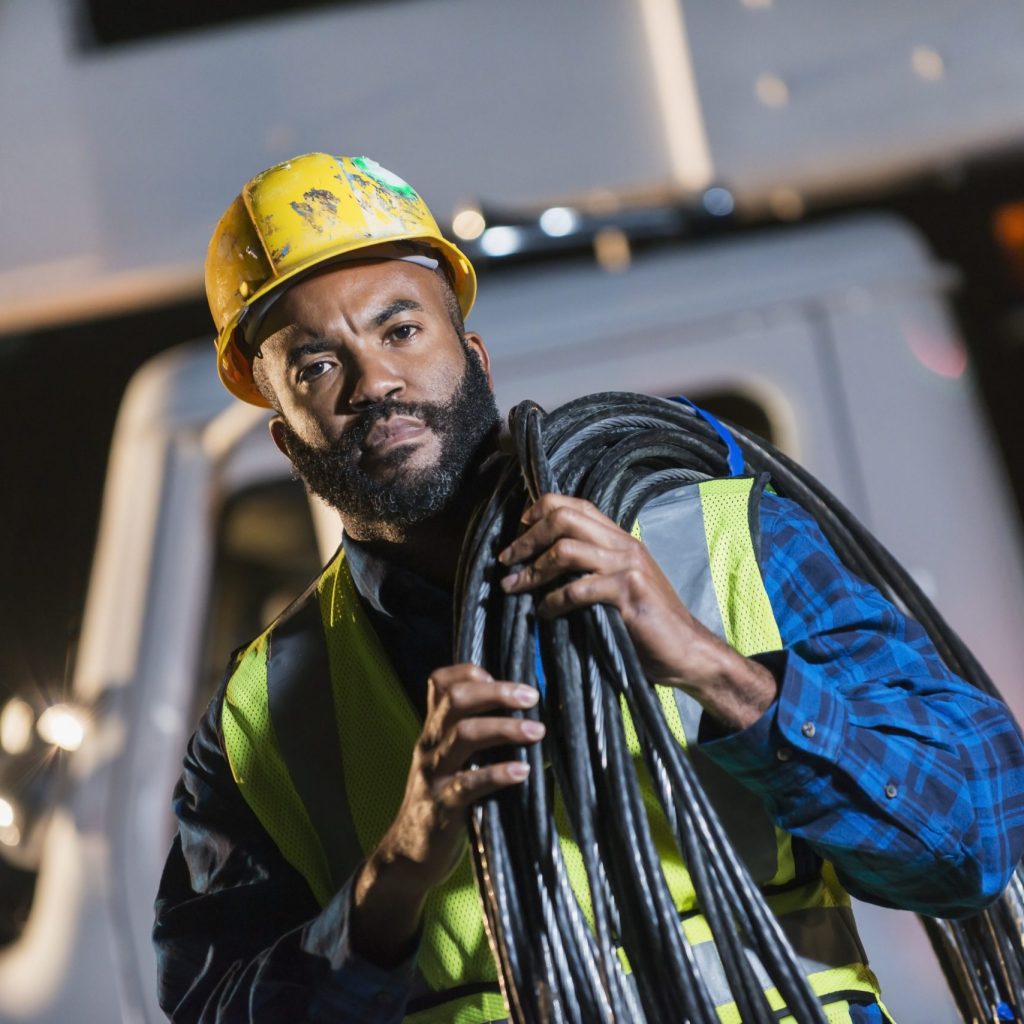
703;495;1024;917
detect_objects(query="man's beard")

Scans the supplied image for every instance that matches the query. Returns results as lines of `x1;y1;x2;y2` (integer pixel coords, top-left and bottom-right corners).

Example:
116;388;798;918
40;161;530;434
278;348;500;540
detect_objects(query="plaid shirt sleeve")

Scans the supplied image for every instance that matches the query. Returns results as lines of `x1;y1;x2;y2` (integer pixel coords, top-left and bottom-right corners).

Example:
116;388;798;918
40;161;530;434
700;493;1024;918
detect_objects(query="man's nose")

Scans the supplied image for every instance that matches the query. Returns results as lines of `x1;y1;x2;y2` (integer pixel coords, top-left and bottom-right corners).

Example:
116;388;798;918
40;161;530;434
346;350;404;408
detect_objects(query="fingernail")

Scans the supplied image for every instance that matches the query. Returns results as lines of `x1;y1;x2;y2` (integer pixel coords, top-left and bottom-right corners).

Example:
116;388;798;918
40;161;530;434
507;762;530;781
522;720;545;740
497;547;511;564
513;686;539;707
500;572;520;592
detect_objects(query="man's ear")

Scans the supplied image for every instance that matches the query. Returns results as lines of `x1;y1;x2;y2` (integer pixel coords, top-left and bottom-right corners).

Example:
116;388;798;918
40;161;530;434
269;415;291;458
464;331;493;388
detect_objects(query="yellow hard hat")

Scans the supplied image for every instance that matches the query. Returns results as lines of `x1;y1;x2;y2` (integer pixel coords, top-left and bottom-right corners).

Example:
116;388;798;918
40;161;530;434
205;152;477;407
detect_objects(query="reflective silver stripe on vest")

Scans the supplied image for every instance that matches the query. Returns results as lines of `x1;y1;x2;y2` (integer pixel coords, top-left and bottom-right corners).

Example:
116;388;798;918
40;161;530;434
636;483;780;883
688;904;868;1010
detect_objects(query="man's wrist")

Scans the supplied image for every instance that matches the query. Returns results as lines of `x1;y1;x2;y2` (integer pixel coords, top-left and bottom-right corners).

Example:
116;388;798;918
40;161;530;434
350;847;429;969
667;631;779;731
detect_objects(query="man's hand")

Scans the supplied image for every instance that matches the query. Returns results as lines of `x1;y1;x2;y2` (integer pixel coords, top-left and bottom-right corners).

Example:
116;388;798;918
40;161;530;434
498;494;777;730
351;664;543;966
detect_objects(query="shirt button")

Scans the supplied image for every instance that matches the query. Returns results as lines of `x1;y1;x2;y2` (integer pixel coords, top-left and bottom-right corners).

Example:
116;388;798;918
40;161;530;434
885;783;898;799
801;721;815;738
776;746;793;761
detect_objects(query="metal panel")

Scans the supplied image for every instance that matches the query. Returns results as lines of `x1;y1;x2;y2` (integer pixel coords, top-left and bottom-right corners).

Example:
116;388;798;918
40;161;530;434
0;0;669;324
684;0;1024;200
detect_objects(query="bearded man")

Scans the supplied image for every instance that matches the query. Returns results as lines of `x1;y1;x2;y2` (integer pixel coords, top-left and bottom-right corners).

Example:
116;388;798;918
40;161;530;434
153;154;1024;1024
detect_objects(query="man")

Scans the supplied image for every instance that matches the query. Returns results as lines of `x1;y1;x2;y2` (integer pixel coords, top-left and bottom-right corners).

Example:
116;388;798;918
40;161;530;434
154;153;1024;1023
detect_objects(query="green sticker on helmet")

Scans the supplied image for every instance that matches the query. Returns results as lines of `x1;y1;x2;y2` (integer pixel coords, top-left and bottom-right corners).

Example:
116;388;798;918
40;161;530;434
351;157;418;198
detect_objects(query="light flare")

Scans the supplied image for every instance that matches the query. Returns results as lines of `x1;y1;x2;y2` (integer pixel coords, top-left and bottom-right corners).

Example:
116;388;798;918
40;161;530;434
36;704;85;752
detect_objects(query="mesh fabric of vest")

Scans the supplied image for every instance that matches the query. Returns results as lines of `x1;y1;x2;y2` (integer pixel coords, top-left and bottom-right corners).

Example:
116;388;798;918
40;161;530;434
319;555;498;990
223;636;334;905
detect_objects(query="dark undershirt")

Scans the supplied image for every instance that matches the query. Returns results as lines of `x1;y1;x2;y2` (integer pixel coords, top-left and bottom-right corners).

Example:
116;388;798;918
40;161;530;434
342;534;454;719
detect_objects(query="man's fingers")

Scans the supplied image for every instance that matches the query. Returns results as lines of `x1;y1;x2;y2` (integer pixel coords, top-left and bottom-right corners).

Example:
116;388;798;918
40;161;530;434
439;761;532;810
429;715;545;777
421;671;542;778
501;536;634;593
536;569;644;619
499;501;630;571
425;662;493;698
426;672;538;723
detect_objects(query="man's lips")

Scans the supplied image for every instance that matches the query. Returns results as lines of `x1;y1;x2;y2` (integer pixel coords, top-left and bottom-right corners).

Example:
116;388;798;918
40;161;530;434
362;415;429;455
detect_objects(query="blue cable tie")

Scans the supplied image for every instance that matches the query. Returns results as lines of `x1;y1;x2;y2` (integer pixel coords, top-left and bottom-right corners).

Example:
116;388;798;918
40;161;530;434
533;622;547;700
672;395;745;477
996;1002;1016;1022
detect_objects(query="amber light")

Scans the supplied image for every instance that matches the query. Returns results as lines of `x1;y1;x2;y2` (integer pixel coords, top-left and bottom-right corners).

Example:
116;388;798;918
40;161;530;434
992;202;1024;288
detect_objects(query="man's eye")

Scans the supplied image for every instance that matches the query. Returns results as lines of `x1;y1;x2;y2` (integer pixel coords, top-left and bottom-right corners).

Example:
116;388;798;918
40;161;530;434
297;359;332;383
388;323;418;342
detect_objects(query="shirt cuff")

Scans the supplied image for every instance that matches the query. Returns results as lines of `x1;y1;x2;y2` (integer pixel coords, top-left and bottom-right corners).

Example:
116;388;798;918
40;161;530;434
303;873;420;1022
697;649;852;811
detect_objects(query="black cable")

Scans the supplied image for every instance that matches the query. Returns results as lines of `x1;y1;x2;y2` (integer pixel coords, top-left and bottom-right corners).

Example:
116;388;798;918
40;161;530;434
455;391;1023;1023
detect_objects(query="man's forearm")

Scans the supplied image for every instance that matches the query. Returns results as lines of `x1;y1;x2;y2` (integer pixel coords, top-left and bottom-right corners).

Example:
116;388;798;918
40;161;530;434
700;645;1024;916
350;847;430;968
660;623;779;731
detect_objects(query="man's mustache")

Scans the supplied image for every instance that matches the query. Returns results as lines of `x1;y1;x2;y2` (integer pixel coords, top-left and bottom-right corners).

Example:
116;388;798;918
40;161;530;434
343;399;446;449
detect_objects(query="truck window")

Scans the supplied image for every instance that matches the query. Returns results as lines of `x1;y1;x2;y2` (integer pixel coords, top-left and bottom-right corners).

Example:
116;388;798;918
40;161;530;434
195;478;323;722
670;390;775;445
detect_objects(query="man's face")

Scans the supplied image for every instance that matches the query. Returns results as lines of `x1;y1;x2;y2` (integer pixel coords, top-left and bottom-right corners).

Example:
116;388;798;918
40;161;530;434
256;259;500;541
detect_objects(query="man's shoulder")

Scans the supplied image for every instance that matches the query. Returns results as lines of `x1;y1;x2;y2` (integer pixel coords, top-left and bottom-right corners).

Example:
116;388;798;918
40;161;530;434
230;550;345;665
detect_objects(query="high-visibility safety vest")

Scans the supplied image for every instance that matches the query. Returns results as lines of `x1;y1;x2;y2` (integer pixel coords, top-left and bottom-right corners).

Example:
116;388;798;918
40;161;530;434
221;477;890;1024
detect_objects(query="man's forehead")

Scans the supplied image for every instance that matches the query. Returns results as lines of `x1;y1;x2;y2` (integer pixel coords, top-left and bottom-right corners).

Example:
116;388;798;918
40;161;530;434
256;259;441;345
237;237;442;343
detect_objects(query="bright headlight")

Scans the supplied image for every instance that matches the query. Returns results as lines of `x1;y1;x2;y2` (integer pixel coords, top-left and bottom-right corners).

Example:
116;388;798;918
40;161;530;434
36;704;85;752
0;795;19;847
0;698;35;755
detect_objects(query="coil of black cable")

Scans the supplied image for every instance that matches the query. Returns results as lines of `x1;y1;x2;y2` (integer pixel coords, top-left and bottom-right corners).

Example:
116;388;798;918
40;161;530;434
453;391;1023;1024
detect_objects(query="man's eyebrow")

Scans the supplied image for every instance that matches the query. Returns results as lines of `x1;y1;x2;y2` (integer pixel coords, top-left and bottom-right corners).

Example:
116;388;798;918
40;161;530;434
370;299;423;328
284;338;333;372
